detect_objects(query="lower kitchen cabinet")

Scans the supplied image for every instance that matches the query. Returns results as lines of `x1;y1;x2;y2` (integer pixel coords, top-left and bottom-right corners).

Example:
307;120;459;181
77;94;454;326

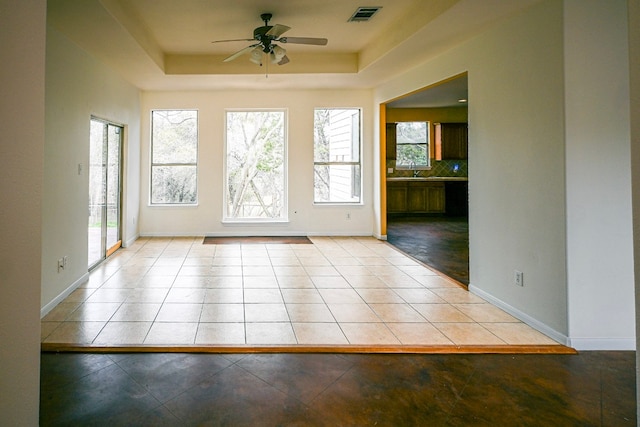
387;181;445;214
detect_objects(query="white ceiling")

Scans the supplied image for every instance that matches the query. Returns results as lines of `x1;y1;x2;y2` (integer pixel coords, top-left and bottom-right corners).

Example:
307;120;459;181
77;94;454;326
47;0;539;104
387;74;468;108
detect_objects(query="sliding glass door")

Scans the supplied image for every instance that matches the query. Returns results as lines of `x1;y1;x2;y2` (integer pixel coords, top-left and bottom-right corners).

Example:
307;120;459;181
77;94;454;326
88;118;123;269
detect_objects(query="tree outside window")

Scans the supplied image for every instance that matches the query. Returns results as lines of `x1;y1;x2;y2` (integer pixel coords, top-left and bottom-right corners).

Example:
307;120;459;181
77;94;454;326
314;108;361;203
396;121;429;168
225;110;286;220
150;110;198;204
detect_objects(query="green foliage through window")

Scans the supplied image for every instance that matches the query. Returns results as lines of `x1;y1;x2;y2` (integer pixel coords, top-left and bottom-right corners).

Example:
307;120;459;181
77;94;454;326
151;110;198;204
396;121;429;168
225;110;286;220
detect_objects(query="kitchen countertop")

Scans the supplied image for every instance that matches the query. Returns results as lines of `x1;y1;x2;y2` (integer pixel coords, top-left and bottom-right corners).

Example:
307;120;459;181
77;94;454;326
386;176;468;182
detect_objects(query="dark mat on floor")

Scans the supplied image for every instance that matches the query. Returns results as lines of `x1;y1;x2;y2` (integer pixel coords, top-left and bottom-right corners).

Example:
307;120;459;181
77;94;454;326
203;236;312;244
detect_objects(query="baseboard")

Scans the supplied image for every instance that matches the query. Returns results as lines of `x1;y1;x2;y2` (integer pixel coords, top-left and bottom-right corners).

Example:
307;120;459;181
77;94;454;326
469;284;570;347
140;232;207;237
41;272;89;319
567;337;636;351
142;231;376;239
142;232;308;237
124;234;139;248
306;232;373;237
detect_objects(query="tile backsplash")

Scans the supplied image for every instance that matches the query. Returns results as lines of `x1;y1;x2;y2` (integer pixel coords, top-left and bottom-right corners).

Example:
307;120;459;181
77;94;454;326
387;159;468;178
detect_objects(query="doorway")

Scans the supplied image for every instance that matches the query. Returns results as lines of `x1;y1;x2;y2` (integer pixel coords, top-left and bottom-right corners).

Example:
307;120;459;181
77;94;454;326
383;74;470;285
88;118;123;269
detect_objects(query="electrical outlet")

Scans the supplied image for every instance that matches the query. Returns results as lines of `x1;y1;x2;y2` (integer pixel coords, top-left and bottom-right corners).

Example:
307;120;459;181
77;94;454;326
346;212;351;220
514;270;524;287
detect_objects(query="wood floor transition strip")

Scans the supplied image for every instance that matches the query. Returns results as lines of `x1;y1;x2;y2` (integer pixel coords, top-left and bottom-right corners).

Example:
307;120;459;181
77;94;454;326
41;343;577;355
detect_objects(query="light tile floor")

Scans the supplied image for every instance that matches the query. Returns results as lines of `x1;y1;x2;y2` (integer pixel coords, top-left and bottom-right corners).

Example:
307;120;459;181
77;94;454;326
41;236;560;348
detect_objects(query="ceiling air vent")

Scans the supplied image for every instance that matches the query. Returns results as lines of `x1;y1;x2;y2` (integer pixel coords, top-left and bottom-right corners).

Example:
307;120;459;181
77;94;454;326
348;7;382;22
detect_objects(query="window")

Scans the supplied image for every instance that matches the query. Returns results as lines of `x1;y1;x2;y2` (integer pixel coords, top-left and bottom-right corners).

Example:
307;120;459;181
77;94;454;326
225;110;286;220
314;108;361;203
396;121;429;168
150;110;198;204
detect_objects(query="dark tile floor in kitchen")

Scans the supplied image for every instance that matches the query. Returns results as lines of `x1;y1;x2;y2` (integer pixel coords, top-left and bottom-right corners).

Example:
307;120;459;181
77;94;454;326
40;351;635;426
387;215;469;285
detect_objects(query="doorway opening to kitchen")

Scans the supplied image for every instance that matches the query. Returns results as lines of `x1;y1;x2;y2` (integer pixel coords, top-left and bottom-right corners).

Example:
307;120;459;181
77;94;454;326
383;74;469;285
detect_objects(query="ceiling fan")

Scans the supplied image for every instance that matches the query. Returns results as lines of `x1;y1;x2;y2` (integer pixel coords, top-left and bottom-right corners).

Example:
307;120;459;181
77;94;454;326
212;13;328;66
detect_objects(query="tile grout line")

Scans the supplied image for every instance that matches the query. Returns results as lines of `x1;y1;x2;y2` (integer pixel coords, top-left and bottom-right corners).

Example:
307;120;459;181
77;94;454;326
42;236;564;350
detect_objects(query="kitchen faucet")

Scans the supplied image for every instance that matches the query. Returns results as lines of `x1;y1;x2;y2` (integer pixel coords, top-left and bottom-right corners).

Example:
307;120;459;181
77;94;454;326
410;162;420;177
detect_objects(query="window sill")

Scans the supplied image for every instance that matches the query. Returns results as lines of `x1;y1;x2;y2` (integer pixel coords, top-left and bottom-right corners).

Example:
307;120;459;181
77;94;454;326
148;203;199;208
313;202;364;206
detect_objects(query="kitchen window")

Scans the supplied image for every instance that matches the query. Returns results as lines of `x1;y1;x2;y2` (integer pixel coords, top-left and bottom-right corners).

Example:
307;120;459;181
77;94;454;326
396;121;429;168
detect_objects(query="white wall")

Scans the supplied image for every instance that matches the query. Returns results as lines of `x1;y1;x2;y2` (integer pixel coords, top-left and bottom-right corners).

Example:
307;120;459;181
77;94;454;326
627;0;640;418
139;90;374;237
0;1;46;424
42;26;141;311
564;0;634;349
376;0;635;349
376;0;570;341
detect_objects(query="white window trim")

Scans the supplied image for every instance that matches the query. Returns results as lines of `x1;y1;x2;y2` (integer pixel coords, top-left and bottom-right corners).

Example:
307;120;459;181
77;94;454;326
395;121;430;170
313;107;363;205
149;109;199;206
223;108;289;223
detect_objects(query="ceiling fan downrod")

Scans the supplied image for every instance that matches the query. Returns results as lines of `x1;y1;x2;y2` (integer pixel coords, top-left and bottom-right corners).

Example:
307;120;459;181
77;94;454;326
261;13;272;26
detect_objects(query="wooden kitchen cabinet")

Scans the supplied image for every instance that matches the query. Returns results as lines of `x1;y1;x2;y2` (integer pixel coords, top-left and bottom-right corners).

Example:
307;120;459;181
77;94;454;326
386;123;397;160
427;183;445;212
387;181;407;212
406;182;428;212
435;123;468;160
387;181;445;214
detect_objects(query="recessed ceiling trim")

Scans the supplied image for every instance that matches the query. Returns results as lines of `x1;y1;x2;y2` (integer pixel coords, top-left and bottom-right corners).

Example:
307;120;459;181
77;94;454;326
348;7;382;22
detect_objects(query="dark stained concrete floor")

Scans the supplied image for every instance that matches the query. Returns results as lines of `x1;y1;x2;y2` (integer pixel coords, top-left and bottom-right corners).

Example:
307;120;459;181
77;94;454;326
387;216;469;285
40;351;635;426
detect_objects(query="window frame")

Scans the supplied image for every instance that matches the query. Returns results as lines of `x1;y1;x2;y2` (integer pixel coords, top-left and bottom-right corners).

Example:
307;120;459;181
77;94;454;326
223;108;288;223
313;107;363;205
149;109;199;206
395;121;430;170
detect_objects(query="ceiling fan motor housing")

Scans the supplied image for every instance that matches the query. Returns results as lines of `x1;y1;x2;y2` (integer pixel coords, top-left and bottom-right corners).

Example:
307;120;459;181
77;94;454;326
218;12;326;65
254;26;275;52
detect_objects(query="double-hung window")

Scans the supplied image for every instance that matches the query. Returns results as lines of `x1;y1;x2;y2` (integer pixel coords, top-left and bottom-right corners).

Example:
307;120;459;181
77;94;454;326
395;121;429;168
313;108;362;203
225;110;287;221
150;110;198;204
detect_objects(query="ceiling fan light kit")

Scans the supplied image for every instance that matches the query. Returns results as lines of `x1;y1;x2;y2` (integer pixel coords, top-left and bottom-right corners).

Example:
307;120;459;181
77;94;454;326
213;13;328;68
249;47;263;65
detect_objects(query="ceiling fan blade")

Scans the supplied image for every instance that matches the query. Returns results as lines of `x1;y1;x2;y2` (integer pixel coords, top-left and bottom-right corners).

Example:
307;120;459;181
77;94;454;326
279;36;328;46
277;55;290;65
212;38;254;44
265;24;291;38
223;45;258;62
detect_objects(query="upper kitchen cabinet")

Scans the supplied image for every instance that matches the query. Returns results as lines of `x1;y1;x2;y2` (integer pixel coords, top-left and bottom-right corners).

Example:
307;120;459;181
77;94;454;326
435;123;468;160
386;123;397;160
